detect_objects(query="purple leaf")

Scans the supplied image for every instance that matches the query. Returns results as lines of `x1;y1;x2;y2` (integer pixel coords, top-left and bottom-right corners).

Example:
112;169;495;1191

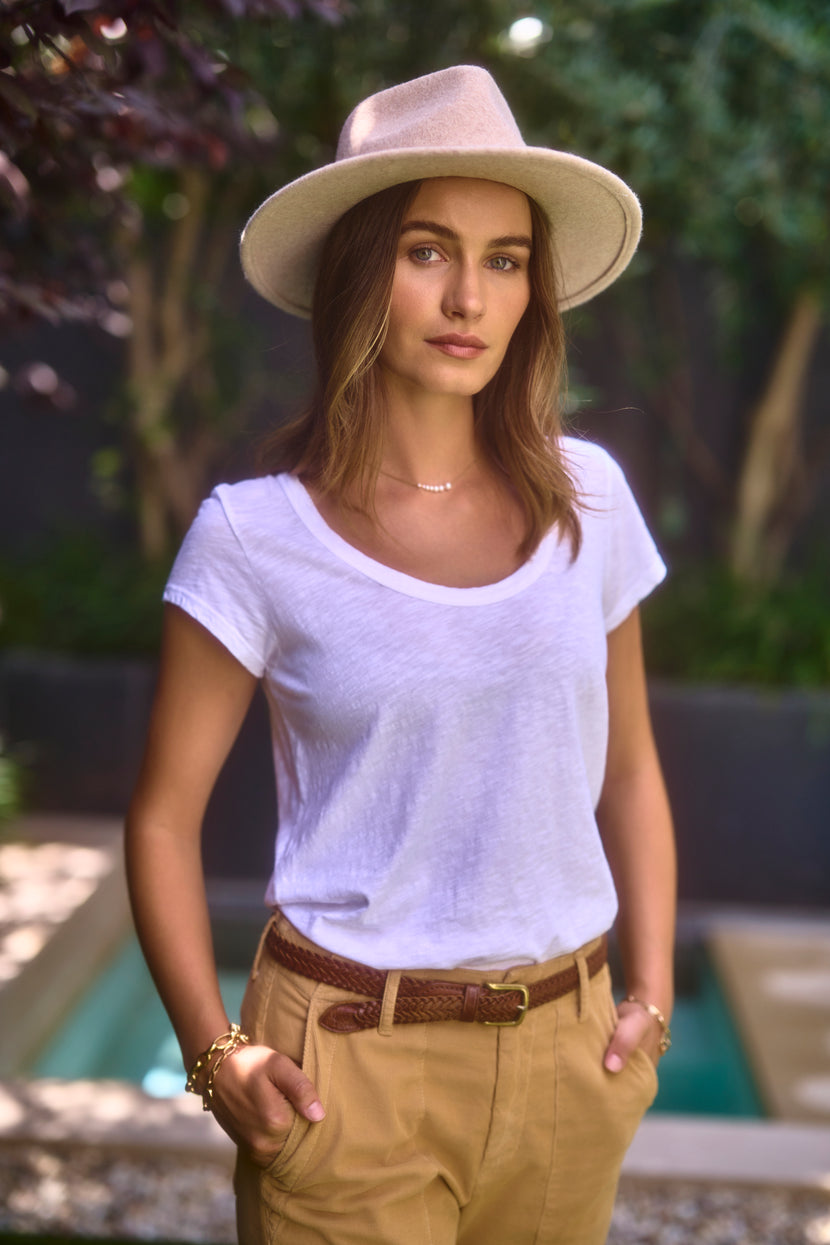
58;0;104;14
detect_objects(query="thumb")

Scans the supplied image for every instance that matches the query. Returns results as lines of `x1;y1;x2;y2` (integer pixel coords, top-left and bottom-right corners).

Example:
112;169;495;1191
603;1006;645;1074
603;1039;629;1075
268;1051;326;1122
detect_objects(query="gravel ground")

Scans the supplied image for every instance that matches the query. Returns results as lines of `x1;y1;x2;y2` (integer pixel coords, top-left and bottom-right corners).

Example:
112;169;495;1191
1;1145;828;1243
610;1179;830;1245
0;1146;235;1241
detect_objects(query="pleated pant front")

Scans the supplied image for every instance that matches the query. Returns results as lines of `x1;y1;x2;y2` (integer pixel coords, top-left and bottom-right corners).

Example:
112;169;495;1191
235;912;657;1245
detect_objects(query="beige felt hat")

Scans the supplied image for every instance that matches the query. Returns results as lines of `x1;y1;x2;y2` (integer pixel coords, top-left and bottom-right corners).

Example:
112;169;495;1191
240;65;641;318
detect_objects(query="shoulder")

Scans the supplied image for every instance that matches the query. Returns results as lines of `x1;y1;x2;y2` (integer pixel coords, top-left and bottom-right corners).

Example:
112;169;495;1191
558;435;653;538
194;473;292;537
210;473;286;514
173;475;298;572
560;434;617;477
559;435;625;498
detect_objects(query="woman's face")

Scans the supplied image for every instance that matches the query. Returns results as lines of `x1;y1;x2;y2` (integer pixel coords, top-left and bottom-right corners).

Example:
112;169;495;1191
379;177;532;403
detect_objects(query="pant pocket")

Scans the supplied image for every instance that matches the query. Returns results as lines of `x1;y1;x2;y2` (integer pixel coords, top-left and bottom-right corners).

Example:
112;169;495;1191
627;1042;659;1107
237;950;338;1192
560;971;657;1158
261;981;338;1188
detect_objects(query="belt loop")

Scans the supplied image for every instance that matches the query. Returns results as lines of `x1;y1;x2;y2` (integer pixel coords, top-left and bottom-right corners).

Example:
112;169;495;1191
576;952;590;1023
251;910;279;981
378;970;402;1036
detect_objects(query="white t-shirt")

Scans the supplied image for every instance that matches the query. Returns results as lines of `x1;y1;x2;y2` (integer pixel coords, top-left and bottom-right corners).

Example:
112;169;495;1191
164;438;665;969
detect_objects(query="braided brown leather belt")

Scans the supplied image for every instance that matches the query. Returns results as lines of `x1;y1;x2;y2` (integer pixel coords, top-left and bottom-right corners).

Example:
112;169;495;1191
265;926;608;1034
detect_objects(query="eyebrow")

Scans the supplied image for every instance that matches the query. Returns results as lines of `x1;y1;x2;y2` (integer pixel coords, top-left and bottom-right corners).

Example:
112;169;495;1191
400;219;532;251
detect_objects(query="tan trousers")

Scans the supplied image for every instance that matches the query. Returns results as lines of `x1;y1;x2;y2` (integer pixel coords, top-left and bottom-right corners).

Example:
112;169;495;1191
235;912;657;1245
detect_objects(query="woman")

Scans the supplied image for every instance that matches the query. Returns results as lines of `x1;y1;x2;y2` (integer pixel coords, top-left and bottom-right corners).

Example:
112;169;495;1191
126;65;676;1245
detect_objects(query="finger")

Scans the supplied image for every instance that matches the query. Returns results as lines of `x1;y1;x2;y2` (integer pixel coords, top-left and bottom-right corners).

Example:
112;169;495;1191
269;1052;326;1122
603;1045;628;1074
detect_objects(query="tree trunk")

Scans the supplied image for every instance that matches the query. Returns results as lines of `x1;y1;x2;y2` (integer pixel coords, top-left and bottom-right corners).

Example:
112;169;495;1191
729;289;823;584
123;169;256;562
125;170;216;560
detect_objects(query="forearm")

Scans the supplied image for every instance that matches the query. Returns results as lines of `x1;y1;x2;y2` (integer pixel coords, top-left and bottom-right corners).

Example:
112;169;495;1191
125;606;261;1068
125;806;231;1071
597;754;676;1018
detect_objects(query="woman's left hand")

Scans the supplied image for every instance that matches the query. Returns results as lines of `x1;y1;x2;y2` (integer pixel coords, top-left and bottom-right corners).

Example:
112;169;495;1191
603;998;663;1073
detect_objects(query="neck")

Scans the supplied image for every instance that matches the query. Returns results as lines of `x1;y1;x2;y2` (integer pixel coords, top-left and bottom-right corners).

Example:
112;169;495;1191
380;392;478;488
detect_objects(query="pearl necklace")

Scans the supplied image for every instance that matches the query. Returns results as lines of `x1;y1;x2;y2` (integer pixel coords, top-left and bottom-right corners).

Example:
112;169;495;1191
380;457;476;495
417;479;453;493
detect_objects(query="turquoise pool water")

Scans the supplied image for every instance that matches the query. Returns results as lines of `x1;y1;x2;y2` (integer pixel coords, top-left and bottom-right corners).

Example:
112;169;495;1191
30;933;763;1116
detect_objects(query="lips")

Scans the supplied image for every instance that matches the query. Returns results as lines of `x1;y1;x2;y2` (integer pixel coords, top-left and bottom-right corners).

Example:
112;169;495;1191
426;333;487;359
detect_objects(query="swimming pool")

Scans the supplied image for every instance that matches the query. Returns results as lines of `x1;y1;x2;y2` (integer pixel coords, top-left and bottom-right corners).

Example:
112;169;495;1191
29;924;763;1117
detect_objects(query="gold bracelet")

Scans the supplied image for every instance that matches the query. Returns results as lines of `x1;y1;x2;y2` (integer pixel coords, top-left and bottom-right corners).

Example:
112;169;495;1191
185;1022;251;1111
624;996;672;1054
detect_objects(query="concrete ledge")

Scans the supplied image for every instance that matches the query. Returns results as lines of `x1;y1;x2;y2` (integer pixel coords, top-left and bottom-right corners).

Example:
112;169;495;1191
625;1114;830;1190
0;817;130;1076
0;1079;233;1166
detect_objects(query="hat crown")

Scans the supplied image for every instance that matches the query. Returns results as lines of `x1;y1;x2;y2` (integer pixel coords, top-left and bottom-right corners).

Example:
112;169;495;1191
336;66;525;161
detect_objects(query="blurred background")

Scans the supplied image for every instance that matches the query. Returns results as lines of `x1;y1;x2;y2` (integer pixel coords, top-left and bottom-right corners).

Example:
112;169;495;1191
0;1;829;1240
2;0;829;896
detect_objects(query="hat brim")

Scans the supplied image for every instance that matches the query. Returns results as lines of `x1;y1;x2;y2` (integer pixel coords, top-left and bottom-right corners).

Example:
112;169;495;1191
240;147;641;318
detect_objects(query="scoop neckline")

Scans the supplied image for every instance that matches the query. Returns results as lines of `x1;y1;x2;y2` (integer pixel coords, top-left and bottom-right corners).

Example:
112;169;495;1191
278;473;557;606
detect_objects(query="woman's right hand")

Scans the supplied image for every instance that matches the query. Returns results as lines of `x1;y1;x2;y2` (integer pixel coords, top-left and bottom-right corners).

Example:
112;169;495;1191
206;1042;325;1167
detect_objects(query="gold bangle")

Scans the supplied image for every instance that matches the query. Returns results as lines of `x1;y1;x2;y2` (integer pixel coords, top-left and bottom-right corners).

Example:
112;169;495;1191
185;1022;251;1111
624;995;672;1054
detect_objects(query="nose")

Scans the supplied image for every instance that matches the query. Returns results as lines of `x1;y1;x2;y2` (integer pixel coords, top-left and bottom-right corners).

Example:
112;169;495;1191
442;260;484;320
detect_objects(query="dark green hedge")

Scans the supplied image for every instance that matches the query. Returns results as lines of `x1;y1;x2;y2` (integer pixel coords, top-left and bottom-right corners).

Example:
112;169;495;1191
0;534;169;658
642;563;830;688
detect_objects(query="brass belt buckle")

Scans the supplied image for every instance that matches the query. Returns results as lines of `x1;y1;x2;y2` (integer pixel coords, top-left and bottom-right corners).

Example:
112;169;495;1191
482;982;530;1026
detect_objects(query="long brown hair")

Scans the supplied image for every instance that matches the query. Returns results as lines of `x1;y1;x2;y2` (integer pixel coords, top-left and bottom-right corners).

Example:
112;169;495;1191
258;179;582;557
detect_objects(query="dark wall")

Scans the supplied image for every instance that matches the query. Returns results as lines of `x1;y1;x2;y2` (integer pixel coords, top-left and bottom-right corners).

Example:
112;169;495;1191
649;681;830;908
0;321;128;547
0;651;275;882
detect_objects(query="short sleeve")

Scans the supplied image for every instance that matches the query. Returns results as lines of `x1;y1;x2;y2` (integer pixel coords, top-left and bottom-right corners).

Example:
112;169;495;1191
600;453;667;632
163;490;273;677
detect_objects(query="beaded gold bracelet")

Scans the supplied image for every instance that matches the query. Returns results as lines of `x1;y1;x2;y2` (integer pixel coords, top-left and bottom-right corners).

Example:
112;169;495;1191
185;1022;251;1111
624;996;672;1054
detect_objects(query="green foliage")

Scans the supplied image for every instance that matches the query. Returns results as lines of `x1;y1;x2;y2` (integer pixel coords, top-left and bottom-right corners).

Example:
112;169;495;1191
223;0;516;179
642;562;830;687
0;535;169;657
495;0;830;300
0;743;23;826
